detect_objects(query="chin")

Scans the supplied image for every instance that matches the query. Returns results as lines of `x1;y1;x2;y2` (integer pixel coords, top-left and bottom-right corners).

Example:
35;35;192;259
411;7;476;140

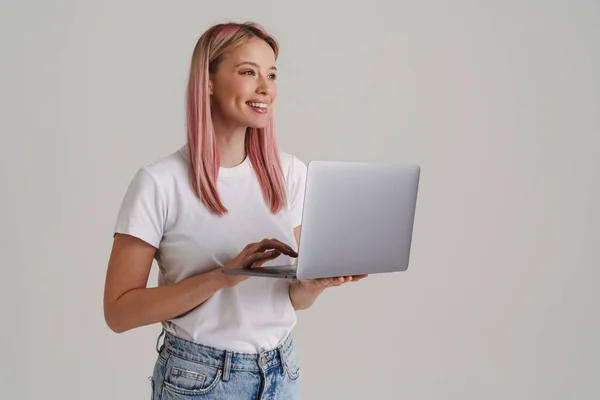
245;117;271;130
247;123;269;130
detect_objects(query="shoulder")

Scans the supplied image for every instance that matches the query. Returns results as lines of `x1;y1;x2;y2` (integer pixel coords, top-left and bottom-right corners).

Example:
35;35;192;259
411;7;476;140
138;146;189;185
279;151;307;181
121;146;188;205
114;148;188;246
278;152;307;200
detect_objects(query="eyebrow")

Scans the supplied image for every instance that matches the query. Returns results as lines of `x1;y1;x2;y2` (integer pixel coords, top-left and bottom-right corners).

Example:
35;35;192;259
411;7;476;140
235;61;277;71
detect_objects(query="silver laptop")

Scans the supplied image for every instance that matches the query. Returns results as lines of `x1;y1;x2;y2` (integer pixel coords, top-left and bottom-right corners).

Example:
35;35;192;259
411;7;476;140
223;160;421;280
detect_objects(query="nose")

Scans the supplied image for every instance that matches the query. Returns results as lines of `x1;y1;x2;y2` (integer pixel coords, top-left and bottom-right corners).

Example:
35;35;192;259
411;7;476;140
256;77;272;96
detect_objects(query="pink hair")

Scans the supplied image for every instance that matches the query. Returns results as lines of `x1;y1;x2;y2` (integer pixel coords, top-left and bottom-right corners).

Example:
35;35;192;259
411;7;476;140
185;22;286;215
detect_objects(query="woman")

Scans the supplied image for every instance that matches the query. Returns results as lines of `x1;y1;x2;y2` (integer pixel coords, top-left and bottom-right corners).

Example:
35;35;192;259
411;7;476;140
103;21;366;399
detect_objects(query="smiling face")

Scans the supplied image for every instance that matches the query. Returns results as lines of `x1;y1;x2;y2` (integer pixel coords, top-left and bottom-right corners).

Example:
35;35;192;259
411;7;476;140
209;37;278;131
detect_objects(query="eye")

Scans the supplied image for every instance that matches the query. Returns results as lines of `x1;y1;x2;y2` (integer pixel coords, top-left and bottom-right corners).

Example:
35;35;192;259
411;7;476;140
268;73;277;80
241;70;256;76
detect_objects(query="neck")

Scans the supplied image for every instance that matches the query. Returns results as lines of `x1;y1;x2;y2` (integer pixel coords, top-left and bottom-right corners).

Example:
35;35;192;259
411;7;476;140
212;116;248;168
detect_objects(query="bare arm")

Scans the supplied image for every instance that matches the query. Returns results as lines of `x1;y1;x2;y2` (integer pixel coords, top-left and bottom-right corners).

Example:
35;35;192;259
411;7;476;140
103;233;226;333
104;234;296;333
289;277;326;311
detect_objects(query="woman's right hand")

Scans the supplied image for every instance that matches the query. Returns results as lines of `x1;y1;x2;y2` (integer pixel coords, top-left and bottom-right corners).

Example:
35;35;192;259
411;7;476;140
219;238;298;288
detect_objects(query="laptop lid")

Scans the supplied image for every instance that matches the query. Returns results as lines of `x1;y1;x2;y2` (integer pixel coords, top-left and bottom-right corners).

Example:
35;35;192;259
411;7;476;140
295;160;420;280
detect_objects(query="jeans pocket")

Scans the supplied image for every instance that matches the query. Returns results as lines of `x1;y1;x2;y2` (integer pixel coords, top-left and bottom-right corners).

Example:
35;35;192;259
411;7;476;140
151;352;167;400
285;350;301;381
162;354;223;396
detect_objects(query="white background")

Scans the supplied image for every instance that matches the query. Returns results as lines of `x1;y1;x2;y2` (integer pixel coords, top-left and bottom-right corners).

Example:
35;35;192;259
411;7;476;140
1;0;599;399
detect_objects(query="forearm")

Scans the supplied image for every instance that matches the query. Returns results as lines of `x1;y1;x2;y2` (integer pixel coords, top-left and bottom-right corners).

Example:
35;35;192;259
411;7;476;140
289;281;325;310
105;268;225;333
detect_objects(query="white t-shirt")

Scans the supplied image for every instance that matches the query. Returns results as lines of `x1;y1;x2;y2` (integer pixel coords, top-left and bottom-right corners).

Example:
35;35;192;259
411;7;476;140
113;145;307;353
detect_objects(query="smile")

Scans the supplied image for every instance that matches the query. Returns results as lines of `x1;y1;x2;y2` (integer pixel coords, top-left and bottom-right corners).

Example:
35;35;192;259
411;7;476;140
246;101;268;109
246;101;269;114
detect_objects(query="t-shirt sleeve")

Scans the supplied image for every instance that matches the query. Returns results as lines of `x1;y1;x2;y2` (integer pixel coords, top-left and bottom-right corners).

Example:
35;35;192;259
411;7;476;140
288;155;308;228
113;168;166;248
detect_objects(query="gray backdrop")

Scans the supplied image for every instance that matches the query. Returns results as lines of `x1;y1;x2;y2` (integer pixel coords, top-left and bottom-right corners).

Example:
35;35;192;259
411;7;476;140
1;0;599;399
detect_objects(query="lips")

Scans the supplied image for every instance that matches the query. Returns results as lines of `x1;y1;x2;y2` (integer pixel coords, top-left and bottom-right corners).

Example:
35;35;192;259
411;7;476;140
246;100;269;114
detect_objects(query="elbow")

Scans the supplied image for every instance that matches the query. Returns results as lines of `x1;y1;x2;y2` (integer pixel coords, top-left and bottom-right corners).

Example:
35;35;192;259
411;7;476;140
106;320;127;334
104;303;129;334
104;313;124;334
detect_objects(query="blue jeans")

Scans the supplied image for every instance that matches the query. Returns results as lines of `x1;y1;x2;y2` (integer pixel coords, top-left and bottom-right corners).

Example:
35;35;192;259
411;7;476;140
151;331;301;399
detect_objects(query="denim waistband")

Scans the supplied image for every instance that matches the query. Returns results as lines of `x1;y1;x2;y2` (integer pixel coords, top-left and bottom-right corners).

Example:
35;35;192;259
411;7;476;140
160;330;295;378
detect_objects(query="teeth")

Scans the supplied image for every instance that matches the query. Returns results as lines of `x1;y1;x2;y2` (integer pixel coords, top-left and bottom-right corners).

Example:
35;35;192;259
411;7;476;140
247;102;268;109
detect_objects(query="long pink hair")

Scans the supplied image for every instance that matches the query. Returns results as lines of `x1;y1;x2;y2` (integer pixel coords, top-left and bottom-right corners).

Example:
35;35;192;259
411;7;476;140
185;22;286;215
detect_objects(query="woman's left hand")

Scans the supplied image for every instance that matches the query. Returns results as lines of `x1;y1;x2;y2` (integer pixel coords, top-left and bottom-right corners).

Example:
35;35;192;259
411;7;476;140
298;274;369;291
289;274;368;310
